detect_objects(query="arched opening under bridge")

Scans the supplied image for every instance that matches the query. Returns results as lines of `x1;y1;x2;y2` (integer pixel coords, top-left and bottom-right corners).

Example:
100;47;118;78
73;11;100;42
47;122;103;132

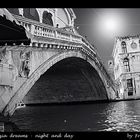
23;57;108;104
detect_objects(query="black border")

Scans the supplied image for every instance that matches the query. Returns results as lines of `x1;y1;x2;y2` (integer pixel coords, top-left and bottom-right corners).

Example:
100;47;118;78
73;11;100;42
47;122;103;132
1;6;140;139
0;132;138;140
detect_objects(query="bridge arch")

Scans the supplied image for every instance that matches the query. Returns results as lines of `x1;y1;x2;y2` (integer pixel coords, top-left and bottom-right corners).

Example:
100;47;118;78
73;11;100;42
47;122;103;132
3;50;110;116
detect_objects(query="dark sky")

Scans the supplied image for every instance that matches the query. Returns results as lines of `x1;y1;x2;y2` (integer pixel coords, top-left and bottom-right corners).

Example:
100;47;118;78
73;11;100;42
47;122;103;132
73;8;140;68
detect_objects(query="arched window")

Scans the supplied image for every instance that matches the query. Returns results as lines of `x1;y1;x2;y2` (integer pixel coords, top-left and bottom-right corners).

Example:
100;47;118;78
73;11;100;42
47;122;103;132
6;8;19;15
23;8;39;22
42;11;53;26
121;41;127;54
29;8;39;21
123;57;130;72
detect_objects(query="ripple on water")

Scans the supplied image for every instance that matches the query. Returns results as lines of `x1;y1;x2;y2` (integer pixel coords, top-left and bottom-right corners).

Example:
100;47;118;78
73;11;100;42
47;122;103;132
10;100;140;131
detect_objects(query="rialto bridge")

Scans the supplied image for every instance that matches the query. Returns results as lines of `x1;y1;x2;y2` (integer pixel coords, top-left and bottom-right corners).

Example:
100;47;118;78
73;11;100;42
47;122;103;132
0;8;117;117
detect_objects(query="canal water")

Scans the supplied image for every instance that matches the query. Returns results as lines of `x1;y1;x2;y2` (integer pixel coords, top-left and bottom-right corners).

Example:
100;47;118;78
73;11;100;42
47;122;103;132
10;100;140;132
9;60;140;132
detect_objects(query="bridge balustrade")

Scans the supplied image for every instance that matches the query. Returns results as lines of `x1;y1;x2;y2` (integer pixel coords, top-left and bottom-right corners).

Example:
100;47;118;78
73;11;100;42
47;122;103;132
71;35;82;43
13;15;85;46
13;15;99;56
57;31;71;41
13;15;98;56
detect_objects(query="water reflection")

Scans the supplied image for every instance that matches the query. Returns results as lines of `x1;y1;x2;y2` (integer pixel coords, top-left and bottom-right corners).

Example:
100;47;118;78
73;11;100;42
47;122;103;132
10;100;140;132
0;115;20;132
100;101;140;131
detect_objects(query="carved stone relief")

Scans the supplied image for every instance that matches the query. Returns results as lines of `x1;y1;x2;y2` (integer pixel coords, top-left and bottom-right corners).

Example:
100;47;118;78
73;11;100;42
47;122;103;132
0;47;7;64
19;51;31;78
0;47;18;86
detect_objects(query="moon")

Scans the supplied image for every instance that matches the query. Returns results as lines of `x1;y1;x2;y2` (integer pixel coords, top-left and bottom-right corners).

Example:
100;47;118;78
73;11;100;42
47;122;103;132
94;9;126;39
104;16;119;32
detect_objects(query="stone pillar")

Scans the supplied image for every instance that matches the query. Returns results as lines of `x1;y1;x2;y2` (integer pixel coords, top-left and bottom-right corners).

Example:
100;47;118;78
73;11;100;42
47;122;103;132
53;8;57;27
19;8;24;16
36;9;43;23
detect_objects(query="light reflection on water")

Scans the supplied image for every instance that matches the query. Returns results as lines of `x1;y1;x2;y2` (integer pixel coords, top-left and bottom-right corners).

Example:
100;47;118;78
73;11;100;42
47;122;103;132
10;100;140;131
99;100;140;131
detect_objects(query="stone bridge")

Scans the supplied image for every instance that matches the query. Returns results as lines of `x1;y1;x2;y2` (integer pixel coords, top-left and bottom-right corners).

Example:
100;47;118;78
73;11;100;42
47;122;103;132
0;8;117;117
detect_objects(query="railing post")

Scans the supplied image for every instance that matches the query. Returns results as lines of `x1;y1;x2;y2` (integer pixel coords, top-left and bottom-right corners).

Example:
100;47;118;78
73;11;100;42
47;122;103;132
70;35;72;41
30;24;35;35
30;24;35;34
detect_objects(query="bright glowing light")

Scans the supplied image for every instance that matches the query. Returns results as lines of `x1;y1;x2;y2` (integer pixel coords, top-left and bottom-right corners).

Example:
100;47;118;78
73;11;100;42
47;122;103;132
99;14;122;37
93;9;127;39
104;17;119;32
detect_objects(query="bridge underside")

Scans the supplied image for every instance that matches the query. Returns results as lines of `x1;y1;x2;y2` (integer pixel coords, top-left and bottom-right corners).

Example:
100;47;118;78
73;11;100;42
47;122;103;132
23;57;108;104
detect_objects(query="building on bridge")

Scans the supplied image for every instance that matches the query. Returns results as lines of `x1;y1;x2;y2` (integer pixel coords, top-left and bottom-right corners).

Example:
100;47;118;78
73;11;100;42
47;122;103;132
0;8;116;117
113;35;140;100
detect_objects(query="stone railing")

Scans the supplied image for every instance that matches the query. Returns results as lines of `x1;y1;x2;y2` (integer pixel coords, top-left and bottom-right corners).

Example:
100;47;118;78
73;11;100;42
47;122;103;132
13;14;82;44
12;14;98;56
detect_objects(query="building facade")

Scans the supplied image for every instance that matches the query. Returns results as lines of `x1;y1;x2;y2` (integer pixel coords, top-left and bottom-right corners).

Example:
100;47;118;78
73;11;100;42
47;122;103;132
6;8;76;28
113;35;140;100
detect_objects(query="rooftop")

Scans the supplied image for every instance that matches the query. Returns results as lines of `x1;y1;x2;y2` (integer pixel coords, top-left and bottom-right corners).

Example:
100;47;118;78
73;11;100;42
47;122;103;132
116;34;140;40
